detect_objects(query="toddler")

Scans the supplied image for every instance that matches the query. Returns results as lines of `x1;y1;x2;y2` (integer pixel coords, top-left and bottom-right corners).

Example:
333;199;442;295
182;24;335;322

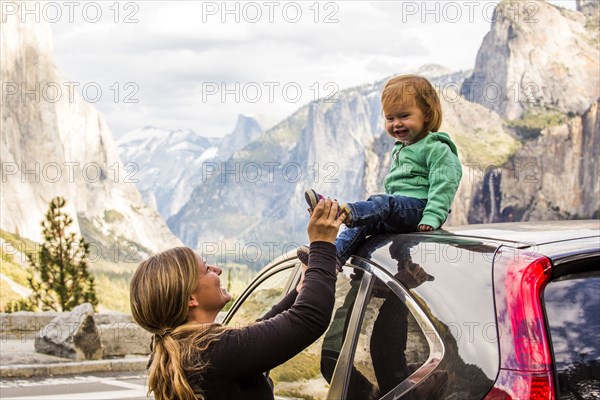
299;75;462;268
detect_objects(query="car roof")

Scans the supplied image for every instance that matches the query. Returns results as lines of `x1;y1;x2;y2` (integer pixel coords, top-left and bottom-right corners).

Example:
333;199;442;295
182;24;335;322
422;220;599;248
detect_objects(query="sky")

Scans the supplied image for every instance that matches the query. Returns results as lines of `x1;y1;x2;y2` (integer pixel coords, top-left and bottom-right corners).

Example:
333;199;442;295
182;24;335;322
48;0;578;138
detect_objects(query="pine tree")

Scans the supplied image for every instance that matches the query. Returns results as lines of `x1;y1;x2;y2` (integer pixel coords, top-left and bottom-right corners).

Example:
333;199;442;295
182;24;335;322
24;197;98;311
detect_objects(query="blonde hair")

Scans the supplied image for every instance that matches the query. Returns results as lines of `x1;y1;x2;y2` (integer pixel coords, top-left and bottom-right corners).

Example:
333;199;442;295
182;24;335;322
130;247;225;400
381;75;442;134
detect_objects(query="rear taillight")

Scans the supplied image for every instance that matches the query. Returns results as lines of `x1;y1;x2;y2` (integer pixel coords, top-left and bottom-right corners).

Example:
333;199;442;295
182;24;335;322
484;250;555;400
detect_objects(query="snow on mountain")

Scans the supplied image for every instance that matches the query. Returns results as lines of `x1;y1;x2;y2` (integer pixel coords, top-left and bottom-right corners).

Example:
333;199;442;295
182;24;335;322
117;115;263;220
117;126;219;219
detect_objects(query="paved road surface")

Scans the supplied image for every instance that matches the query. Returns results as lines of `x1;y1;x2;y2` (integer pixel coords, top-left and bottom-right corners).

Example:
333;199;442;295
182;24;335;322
0;372;153;400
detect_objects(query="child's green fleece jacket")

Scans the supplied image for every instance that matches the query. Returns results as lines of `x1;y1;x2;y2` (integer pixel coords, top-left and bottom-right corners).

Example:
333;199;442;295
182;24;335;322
384;132;462;229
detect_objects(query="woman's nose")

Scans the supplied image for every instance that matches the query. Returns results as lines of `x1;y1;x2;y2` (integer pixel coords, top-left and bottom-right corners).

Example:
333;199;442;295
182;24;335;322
210;266;223;275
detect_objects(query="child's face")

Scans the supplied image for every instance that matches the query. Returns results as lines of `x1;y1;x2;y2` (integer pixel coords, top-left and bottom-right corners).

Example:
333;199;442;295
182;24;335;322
384;104;427;145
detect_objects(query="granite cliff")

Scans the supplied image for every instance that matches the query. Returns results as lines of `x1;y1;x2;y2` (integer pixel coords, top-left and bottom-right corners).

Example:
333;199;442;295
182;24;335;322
464;0;599;222
0;15;181;257
462;0;599;119
470;99;599;223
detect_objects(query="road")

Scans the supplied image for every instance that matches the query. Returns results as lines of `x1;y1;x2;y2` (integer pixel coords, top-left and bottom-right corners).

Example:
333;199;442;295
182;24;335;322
0;372;153;400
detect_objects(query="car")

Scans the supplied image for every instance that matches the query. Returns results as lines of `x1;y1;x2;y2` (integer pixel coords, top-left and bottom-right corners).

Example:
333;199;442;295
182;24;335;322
223;220;600;400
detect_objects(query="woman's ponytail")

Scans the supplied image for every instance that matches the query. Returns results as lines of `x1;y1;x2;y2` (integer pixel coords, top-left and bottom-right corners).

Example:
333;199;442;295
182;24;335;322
149;332;200;400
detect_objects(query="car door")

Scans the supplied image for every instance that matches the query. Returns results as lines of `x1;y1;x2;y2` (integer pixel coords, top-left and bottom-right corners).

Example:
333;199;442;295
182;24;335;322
224;254;445;400
327;258;445;400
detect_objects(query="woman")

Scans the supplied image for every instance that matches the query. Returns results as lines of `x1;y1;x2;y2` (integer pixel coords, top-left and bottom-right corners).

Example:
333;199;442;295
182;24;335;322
130;199;345;399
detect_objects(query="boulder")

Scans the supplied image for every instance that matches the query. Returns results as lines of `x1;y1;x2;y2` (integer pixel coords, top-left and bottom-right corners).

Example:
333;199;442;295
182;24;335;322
98;323;152;357
34;303;103;360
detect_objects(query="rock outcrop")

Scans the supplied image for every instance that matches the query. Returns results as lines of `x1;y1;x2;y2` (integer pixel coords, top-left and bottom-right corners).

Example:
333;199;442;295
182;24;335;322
461;0;599;119
0;12;181;254
470;99;600;223
217;114;264;162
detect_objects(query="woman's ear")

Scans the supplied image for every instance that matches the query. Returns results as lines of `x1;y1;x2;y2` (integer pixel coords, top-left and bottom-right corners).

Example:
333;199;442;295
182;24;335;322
188;295;199;308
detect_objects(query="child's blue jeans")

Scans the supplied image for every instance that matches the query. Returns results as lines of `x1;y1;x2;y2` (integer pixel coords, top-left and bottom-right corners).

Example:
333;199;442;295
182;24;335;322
336;194;426;264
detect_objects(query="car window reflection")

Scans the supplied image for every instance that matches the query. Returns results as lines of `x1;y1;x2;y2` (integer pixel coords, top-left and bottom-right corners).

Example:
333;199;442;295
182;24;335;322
357;233;497;399
271;270;360;399
544;271;600;399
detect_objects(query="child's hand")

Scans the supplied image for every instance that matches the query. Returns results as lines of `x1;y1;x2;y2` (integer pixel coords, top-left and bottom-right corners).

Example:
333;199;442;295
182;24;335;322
418;224;434;231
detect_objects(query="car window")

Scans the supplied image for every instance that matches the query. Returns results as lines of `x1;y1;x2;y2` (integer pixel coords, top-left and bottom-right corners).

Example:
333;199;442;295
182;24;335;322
271;267;362;400
347;274;430;400
226;263;298;328
544;269;600;400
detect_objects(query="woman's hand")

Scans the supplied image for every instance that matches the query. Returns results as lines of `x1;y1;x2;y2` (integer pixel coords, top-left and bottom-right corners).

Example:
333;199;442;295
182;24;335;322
297;199;344;291
418;224;434;231
307;199;345;244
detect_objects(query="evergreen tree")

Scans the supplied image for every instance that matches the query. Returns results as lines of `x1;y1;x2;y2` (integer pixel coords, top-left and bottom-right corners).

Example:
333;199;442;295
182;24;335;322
23;197;98;311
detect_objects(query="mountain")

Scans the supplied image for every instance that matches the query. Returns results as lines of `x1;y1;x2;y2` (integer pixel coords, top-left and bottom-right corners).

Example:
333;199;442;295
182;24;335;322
0;14;181;257
167;0;598;265
462;0;599;119
117;126;220;219
462;0;599;223
166;66;521;258
117;115;263;220
217;114;264;162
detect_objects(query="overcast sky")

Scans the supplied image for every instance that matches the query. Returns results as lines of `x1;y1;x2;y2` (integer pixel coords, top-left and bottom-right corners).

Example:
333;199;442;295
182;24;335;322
49;0;577;138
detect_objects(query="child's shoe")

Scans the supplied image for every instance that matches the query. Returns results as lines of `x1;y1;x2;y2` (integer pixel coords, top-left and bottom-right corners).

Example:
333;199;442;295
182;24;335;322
304;189;352;224
304;188;326;211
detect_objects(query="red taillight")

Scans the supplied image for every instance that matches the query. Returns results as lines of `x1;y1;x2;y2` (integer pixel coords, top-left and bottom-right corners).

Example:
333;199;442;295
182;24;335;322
484;251;555;400
484;370;555;400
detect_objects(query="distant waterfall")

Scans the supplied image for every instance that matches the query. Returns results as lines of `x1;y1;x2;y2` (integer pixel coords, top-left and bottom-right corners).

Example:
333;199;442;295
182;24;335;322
486;168;502;223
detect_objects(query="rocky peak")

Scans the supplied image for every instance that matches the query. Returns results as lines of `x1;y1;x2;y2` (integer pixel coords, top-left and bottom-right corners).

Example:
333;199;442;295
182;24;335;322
217;114;263;161
461;0;599;119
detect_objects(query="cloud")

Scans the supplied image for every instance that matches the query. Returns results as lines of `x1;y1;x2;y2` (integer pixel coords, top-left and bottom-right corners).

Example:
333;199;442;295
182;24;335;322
48;0;577;138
